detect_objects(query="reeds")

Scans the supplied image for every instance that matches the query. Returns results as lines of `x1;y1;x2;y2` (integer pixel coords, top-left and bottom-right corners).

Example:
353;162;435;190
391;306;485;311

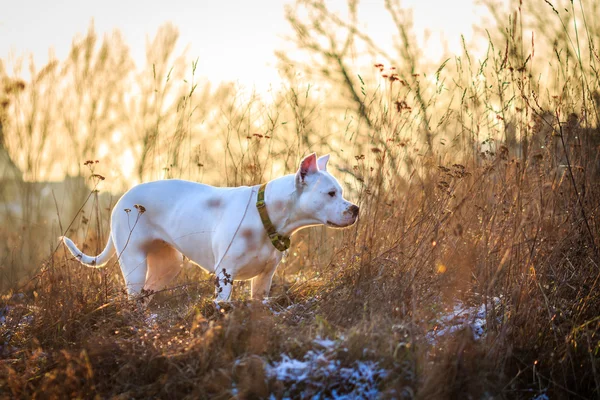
0;0;599;397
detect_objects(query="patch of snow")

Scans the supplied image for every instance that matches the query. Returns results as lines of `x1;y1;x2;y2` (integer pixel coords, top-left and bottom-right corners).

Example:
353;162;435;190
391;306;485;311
268;354;312;382
18;314;34;328
531;391;549;400
313;337;336;349
145;313;158;326
427;297;502;343
0;306;9;325
262;298;282;315
266;340;388;399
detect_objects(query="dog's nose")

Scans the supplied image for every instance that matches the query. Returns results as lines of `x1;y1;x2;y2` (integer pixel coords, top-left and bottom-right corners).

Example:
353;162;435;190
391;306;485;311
349;205;359;217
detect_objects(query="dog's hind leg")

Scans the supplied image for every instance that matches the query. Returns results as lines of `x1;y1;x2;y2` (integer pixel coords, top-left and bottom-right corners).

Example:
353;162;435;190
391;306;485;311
118;252;148;299
145;240;183;295
110;214;153;303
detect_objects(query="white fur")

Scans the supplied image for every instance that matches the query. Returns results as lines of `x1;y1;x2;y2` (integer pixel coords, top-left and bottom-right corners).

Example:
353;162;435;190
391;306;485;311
61;153;359;302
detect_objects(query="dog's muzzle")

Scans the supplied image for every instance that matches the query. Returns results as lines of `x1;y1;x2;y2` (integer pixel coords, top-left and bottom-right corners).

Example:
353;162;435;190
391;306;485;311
327;205;359;228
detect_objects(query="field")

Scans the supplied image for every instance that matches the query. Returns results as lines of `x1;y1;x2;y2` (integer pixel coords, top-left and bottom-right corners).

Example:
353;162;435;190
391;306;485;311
1;0;599;398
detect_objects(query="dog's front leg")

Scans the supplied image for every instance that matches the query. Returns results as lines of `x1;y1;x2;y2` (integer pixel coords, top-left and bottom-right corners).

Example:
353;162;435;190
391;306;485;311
214;268;234;302
251;268;276;300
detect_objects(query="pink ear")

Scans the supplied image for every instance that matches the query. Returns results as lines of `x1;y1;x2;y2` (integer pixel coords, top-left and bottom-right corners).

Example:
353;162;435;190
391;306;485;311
297;153;318;183
317;154;330;171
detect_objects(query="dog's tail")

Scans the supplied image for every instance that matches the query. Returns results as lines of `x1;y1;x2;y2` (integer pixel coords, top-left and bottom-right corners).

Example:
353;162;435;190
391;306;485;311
60;235;116;267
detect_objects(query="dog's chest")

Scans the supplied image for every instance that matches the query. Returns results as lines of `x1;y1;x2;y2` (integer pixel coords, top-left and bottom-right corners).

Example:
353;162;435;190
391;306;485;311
231;242;281;280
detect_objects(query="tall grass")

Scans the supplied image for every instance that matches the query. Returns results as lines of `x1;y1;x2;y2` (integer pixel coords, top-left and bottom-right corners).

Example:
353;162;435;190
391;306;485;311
1;0;599;398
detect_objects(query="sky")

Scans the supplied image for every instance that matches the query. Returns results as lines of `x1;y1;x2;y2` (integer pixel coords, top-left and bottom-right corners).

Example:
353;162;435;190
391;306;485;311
0;0;486;92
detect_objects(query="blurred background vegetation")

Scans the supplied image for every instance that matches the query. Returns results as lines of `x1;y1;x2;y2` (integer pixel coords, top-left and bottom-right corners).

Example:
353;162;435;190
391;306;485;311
1;0;599;397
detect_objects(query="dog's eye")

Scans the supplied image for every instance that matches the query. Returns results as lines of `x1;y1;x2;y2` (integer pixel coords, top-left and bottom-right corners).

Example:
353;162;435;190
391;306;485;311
328;191;336;197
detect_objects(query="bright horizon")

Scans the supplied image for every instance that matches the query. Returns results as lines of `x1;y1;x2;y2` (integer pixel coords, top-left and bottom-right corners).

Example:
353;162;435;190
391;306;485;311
1;0;491;191
1;0;487;91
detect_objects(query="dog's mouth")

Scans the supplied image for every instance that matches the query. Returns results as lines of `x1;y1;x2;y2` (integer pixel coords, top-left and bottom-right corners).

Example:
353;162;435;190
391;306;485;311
327;215;358;228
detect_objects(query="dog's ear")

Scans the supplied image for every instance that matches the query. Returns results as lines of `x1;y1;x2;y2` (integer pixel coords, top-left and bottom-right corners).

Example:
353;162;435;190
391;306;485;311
317;154;330;171
296;153;318;186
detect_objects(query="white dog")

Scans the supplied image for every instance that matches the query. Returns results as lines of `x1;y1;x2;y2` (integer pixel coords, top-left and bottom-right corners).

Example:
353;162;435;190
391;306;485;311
61;153;359;302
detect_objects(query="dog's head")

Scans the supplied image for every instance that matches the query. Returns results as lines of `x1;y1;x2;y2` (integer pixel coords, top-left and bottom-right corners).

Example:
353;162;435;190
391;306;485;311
294;153;359;228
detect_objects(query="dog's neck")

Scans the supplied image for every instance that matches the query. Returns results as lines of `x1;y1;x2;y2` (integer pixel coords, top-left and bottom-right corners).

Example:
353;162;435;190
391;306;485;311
262;175;322;238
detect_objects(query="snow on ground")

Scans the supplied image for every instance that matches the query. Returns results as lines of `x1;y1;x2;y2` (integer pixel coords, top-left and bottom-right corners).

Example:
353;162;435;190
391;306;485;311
0;306;8;325
145;313;159;327
531;392;549;400
426;296;502;343
265;337;388;399
0;303;35;357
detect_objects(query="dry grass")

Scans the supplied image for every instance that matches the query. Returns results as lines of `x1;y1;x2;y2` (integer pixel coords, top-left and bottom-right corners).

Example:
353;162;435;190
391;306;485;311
1;0;600;398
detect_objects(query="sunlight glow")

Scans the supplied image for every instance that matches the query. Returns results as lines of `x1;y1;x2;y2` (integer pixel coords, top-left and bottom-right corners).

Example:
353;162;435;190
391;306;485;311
111;130;122;143
120;149;136;183
98;142;109;158
0;0;484;93
0;0;488;186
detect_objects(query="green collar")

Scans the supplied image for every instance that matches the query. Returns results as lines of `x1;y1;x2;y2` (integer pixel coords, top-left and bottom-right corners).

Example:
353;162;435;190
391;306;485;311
256;183;291;252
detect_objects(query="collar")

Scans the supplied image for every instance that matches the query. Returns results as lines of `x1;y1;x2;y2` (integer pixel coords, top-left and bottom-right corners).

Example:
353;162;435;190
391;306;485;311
256;183;291;252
